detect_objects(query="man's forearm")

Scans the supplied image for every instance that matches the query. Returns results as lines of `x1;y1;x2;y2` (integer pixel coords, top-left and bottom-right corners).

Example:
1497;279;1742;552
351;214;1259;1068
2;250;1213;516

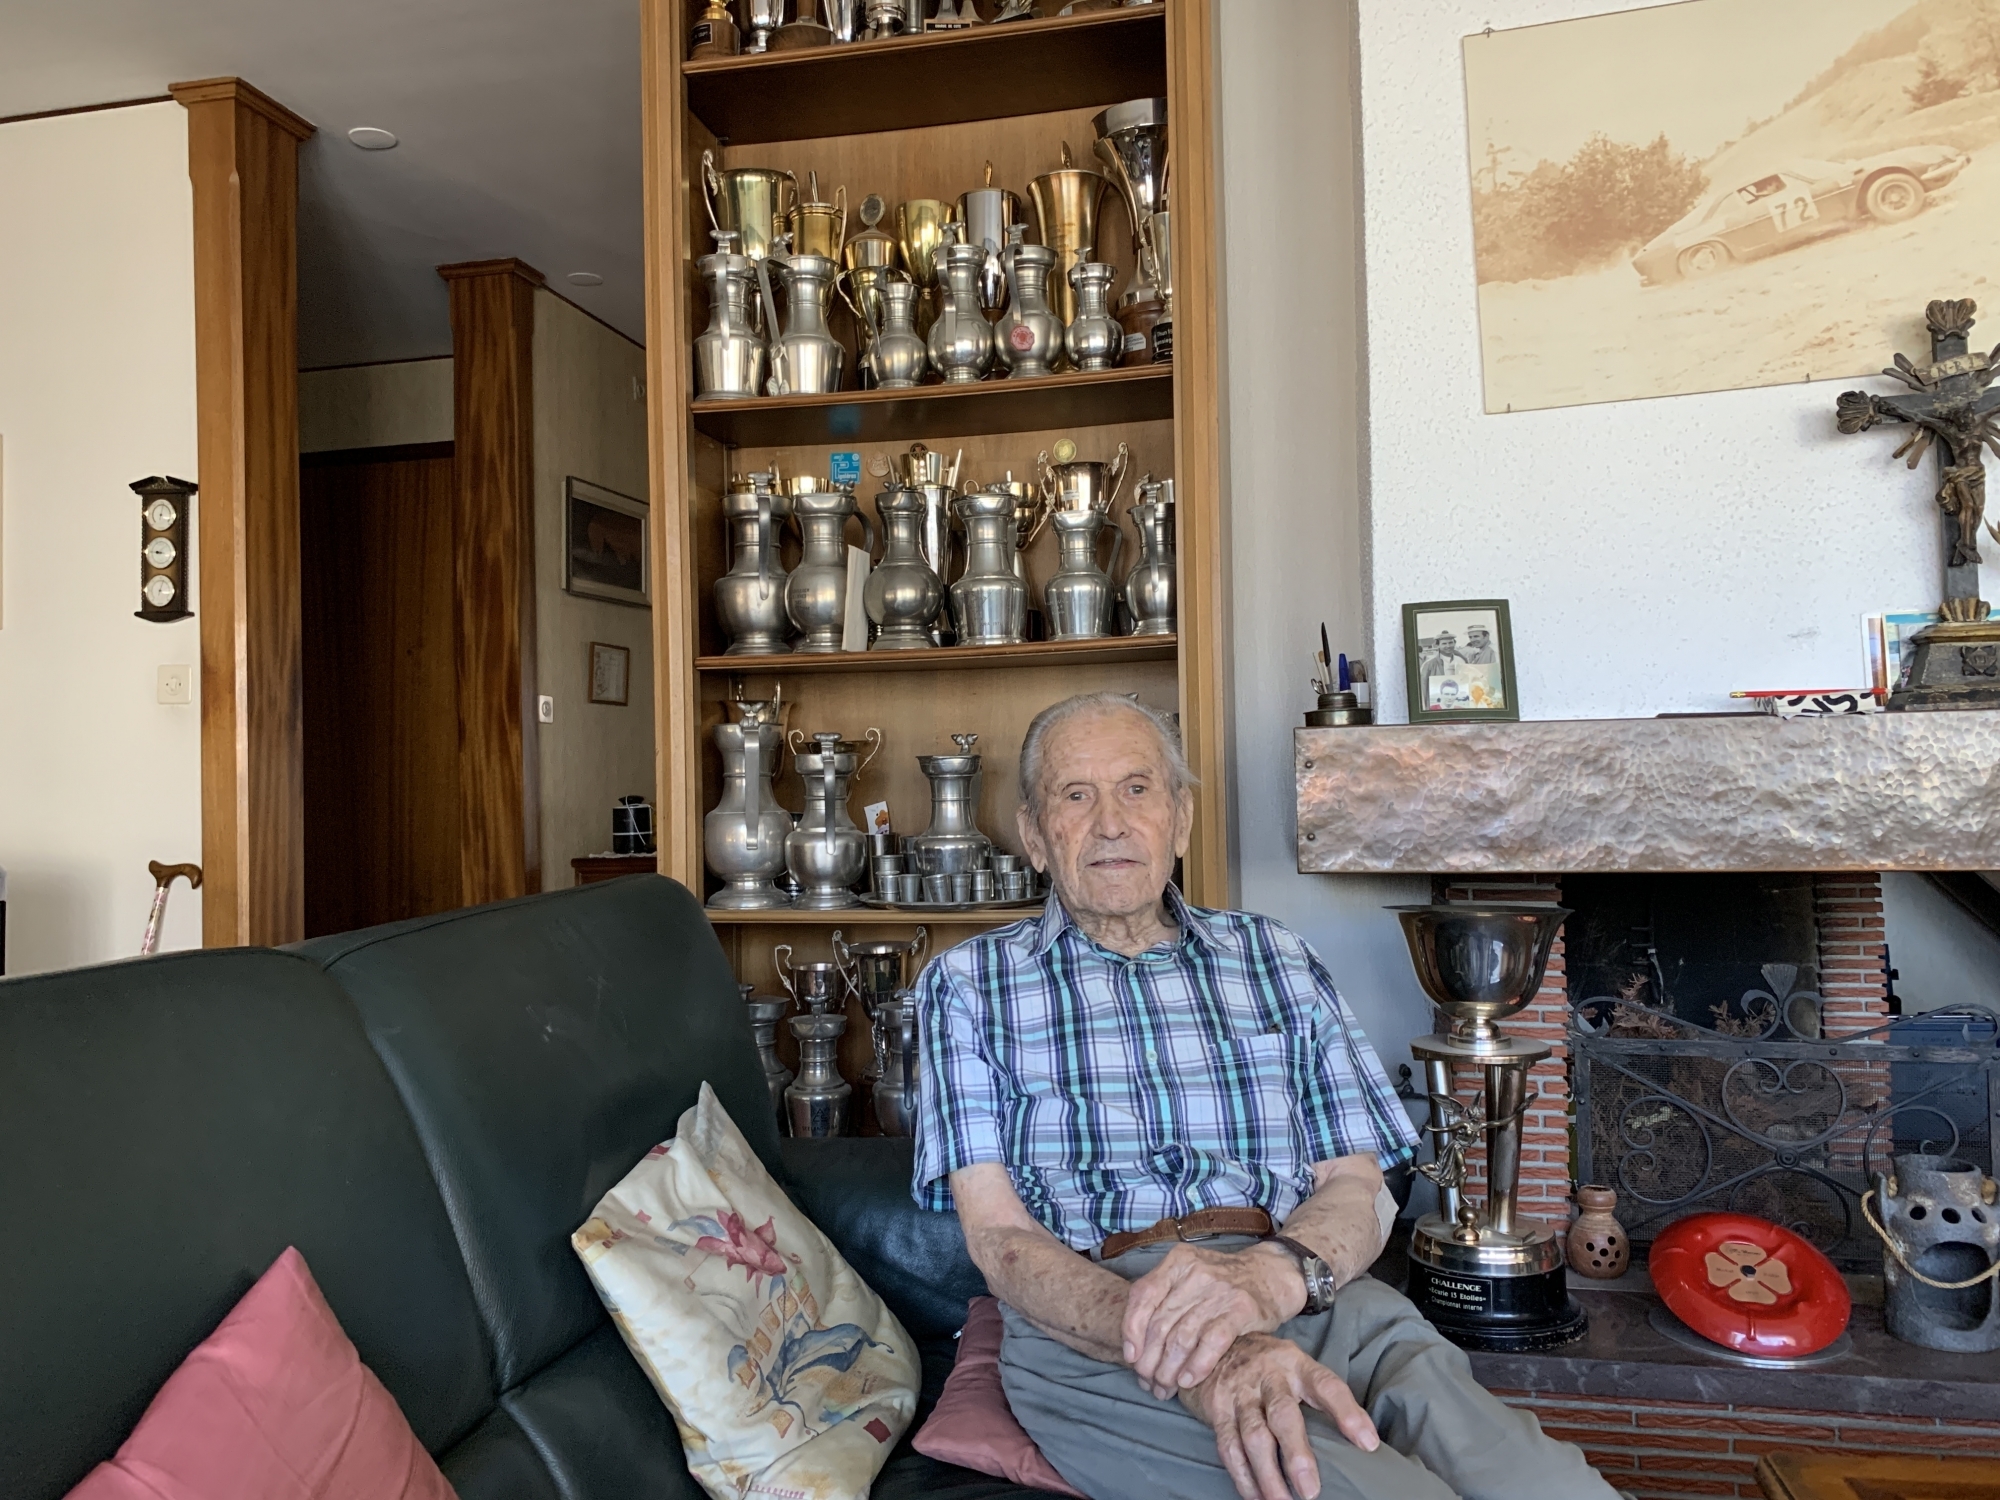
1268;1159;1391;1291
965;1222;1131;1363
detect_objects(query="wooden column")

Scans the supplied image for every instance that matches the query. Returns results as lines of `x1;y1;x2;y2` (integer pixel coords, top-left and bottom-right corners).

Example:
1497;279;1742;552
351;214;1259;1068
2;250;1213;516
1167;0;1235;907
171;78;314;948
439;259;543;905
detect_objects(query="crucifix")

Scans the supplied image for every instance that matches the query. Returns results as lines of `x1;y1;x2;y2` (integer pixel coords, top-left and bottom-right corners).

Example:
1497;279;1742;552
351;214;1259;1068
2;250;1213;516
1837;298;2000;710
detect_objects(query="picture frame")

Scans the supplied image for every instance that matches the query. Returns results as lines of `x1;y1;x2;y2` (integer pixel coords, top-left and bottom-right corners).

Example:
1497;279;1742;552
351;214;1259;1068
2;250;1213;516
564;476;649;607
1402;599;1519;723
588;641;631;706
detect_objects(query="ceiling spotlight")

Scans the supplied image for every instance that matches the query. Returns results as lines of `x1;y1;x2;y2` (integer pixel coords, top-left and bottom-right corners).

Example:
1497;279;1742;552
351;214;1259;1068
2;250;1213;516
347;126;398;150
567;272;604;286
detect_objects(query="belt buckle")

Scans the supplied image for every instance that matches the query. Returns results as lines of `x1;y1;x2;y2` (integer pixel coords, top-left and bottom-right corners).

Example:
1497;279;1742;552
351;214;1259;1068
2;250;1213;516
1173;1214;1223;1244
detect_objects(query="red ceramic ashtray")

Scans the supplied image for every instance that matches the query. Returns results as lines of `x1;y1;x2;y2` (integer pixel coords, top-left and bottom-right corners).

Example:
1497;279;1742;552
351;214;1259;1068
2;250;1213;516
1648;1212;1850;1357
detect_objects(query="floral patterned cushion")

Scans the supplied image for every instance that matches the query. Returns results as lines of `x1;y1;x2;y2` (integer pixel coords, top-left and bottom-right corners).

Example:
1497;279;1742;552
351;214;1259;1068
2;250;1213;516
573;1082;918;1500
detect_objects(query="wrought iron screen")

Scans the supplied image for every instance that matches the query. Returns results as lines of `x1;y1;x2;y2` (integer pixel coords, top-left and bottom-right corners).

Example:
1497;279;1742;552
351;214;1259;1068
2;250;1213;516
1572;966;1999;1268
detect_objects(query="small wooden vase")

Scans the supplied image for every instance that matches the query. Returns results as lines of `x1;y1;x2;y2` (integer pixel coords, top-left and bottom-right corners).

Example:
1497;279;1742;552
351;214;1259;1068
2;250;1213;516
1568;1184;1630;1278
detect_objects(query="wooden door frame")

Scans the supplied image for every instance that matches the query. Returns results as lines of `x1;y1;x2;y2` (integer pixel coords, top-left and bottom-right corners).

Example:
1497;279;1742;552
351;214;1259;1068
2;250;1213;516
171;77;314;948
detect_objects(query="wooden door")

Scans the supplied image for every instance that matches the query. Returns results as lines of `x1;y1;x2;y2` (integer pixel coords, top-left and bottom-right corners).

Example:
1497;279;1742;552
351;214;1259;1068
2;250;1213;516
299;445;462;936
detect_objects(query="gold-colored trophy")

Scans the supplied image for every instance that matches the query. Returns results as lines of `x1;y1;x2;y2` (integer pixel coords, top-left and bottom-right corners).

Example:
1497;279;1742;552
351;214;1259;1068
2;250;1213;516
839;194;901;379
788;172;848;261
895;197;957;335
701;151;798;264
687;0;741;58
1026;143;1112;328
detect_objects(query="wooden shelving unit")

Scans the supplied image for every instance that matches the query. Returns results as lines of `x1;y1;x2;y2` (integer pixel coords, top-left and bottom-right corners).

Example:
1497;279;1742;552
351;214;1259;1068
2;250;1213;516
640;0;1230;1088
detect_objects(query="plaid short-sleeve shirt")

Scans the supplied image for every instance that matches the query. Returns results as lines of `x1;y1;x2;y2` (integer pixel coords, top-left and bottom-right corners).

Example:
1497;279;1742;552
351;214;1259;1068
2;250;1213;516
911;888;1418;1251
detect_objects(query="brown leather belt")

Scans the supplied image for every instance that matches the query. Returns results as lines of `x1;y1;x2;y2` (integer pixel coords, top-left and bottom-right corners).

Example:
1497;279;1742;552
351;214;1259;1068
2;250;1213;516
1090;1207;1274;1262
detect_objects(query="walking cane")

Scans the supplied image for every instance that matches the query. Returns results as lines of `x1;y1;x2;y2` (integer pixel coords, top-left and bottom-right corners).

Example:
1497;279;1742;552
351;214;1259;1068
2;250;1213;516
140;861;203;956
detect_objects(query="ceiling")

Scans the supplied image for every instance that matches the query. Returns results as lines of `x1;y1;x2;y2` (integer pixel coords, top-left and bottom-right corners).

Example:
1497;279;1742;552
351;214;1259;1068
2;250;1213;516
3;0;646;366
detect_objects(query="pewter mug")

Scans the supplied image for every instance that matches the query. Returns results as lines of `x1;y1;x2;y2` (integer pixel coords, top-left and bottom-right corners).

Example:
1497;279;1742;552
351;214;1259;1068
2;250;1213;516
864;487;944;648
785;488;876;652
704;710;791;908
949;488;1028;645
995;233;1062;379
785;1009;851;1137
928;237;993;383
715;474;793;654
908;733;994;875
1065;259;1121;373
1124;477;1177;636
1043;507;1125;640
694;232;768;399
784;728;882;908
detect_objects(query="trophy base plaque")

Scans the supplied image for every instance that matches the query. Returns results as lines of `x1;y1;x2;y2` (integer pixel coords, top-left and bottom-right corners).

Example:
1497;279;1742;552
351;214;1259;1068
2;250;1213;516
1406;1215;1587;1352
1887;616;2000;712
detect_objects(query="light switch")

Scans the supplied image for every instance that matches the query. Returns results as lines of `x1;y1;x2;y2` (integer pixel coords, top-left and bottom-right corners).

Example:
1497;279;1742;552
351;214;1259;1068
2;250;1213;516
157;664;191;704
538;695;555;723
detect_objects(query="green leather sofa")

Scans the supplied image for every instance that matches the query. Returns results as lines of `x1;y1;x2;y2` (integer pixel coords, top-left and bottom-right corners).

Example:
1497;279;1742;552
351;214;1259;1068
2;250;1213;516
0;875;1029;1500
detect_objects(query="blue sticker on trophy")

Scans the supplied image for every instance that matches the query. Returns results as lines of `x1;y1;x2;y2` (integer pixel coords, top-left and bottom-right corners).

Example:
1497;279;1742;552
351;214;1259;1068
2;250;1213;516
830;451;862;489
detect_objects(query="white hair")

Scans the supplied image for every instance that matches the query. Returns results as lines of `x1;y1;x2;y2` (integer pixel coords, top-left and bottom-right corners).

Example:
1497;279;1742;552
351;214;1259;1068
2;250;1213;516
1017;692;1197;815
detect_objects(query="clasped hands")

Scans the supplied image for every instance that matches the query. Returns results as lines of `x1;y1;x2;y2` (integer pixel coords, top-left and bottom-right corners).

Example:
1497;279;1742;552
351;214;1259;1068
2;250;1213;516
1120;1243;1380;1500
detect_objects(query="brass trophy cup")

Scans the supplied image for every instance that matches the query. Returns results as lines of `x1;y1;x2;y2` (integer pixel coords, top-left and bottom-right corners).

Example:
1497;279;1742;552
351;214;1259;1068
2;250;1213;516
894;198;957;337
1393;903;1587;1351
1026;144;1111;329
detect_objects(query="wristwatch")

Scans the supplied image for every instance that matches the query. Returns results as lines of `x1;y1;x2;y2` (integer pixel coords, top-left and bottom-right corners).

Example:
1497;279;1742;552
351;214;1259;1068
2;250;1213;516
1269;1234;1338;1315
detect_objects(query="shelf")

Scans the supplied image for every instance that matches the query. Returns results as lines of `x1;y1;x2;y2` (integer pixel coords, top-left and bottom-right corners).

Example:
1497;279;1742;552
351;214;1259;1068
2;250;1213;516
706;906;1028;926
690;363;1171;448
698;633;1176;675
683;7;1168;145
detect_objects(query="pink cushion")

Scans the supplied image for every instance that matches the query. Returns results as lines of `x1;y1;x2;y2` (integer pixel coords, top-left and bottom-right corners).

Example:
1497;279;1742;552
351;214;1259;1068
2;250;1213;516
66;1246;456;1500
912;1297;1083;1498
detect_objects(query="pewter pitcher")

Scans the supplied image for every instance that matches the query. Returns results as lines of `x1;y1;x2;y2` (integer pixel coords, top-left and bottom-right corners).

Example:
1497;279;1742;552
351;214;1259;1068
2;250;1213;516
863;487;943;649
704;707;790;908
1066;259;1120;373
771;252;845;395
928;237;993;384
870;992;919;1138
694;231;767;400
1043;507;1125;640
949;488;1028;645
785;1010;851;1137
1124;476;1176;636
995;232;1062;379
908;733;994;875
784;728;881;909
741;983;794;1134
785;487;876;653
863;278;926;390
715;473;792;654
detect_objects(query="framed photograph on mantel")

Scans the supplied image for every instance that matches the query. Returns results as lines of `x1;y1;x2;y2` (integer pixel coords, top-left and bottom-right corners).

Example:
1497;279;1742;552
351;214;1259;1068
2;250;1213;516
1403;600;1519;723
565;477;649;607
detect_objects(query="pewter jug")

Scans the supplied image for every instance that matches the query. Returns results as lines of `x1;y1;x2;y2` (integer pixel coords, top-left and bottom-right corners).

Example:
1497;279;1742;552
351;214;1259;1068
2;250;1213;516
784;728;881;909
864;487;944;648
870;992;919;1138
863;278;927;390
785;1010;851;1137
995;231;1063;379
1043;507;1125;640
771;252;845;395
908;734;994;875
1065;259;1120;373
741;984;794;1134
694;231;768;400
1124;476;1176;636
949;488;1028;645
785;487;875;653
928;237;993;384
1871;1153;2000;1352
704;703;791;908
715;473;793;654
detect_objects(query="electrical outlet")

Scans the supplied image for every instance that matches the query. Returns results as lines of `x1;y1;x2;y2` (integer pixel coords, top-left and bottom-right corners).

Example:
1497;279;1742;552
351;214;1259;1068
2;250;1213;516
157;664;191;704
538;695;555;723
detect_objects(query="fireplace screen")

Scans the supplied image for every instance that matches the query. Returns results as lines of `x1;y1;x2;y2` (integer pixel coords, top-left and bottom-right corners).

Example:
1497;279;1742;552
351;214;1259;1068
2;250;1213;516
1572;967;1998;1268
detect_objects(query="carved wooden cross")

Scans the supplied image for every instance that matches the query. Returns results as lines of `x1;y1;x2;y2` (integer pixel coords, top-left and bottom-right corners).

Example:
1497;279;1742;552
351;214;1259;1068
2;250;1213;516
1837;299;2000;616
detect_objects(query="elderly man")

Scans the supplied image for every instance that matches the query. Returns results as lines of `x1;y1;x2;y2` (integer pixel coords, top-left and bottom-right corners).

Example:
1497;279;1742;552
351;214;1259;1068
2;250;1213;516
912;693;1615;1500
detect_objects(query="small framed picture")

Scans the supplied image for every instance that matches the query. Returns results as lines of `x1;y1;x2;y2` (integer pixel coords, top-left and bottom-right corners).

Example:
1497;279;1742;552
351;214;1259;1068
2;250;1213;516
589;641;631;706
565;477;649;607
1402;599;1519;723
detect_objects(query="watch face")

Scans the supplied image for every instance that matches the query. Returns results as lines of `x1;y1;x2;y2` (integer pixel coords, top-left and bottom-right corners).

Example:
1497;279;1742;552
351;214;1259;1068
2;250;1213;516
145;498;179;531
144;536;177;569
144;574;177;609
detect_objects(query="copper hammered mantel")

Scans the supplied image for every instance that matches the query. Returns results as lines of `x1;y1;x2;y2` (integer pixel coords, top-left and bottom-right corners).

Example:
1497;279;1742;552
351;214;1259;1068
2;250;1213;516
1295;715;2000;875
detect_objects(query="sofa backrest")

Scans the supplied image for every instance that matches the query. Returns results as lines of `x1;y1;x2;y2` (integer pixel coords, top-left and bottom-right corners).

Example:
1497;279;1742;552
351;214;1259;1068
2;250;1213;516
0;949;493;1500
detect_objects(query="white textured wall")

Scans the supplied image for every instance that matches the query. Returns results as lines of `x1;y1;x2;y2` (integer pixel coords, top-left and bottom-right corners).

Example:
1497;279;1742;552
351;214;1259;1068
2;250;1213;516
298;357;453;453
0;102;202;973
1357;0;1963;724
1222;0;1434;1072
532;291;654;887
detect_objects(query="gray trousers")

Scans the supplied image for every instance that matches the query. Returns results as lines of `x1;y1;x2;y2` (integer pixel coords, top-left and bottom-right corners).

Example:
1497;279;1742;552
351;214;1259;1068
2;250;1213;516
998;1241;1618;1500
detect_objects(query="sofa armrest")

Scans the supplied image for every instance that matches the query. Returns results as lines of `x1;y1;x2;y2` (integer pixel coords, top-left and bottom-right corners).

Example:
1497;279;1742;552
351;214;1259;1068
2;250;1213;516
779;1138;987;1342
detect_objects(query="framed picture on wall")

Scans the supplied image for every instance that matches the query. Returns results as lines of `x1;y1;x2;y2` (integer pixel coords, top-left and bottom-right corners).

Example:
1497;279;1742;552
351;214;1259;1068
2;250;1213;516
565;477;649;607
1402;599;1519;723
589;642;631;706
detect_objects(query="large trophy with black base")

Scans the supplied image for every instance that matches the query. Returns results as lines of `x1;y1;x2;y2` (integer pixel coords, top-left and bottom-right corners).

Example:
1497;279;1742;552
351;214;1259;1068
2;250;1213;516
1393;903;1587;1351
